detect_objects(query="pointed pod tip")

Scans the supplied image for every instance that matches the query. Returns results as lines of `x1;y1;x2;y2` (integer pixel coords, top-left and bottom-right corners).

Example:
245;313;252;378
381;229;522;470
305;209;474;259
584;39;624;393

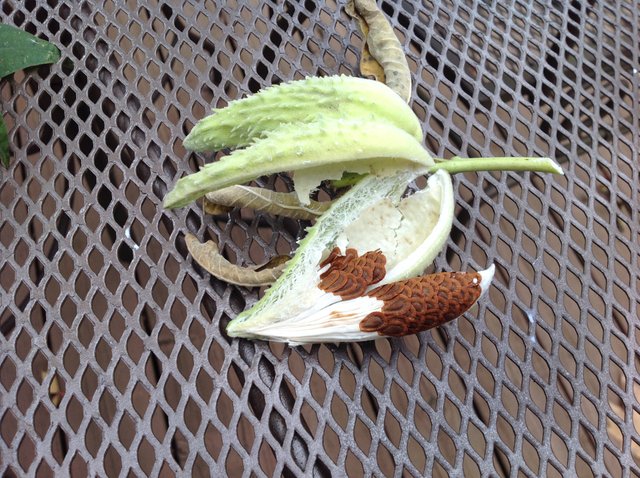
163;189;189;209
182;132;197;151
182;120;213;152
162;194;177;209
226;320;241;336
477;264;495;297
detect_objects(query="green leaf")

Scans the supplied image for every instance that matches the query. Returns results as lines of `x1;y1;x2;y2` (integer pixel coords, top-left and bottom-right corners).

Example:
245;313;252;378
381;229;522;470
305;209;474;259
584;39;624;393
0;112;9;168
0;24;60;79
0;25;60;168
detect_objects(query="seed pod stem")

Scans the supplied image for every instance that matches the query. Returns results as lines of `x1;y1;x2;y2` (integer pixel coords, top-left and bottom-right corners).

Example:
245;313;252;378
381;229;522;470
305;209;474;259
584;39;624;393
430;156;563;175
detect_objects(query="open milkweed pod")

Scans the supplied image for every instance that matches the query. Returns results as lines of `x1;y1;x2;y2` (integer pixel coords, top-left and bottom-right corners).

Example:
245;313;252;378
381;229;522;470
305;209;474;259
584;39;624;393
226;169;461;343
249;258;495;344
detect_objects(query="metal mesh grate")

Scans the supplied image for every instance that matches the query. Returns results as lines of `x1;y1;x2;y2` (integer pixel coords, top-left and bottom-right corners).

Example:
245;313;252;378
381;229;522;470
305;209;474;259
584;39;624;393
1;0;639;476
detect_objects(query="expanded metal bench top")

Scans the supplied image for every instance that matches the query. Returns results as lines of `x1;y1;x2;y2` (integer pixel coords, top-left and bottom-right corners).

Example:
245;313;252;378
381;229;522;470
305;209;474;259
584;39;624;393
1;1;638;476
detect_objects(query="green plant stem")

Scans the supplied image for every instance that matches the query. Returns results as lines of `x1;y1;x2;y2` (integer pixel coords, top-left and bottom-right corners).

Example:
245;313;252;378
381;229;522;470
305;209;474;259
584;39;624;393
331;172;365;188
330;156;562;189
429;156;563;175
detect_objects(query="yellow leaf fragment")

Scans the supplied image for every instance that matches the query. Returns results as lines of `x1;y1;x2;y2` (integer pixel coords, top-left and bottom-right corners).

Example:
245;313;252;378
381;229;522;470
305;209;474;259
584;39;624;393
203;198;233;215
42;370;63;408
608;377;640;462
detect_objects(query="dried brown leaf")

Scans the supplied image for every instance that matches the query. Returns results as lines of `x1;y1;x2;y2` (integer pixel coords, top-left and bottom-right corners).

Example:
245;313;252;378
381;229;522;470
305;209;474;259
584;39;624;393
185;233;288;286
346;1;386;83
205;185;330;220
346;0;412;102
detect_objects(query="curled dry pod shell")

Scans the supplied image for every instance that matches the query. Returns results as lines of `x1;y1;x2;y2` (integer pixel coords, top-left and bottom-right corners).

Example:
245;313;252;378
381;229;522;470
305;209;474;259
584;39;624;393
226;169;457;342
346;0;412;102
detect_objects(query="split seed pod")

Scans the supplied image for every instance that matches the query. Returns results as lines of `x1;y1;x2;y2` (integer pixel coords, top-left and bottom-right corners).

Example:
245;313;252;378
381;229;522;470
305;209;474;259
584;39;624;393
251;249;495;344
225;169;483;344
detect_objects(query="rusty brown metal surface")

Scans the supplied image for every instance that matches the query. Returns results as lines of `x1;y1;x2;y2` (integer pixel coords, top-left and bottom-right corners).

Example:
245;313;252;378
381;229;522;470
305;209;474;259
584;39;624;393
1;1;639;476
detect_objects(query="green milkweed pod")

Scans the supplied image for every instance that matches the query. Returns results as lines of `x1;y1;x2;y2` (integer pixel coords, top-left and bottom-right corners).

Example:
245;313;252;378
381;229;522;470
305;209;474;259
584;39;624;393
164;117;433;209
182;75;422;151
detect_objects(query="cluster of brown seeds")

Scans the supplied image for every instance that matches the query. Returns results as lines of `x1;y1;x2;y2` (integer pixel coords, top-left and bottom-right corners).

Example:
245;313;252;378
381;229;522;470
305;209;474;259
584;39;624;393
362;272;483;336
318;247;483;337
318;247;386;299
